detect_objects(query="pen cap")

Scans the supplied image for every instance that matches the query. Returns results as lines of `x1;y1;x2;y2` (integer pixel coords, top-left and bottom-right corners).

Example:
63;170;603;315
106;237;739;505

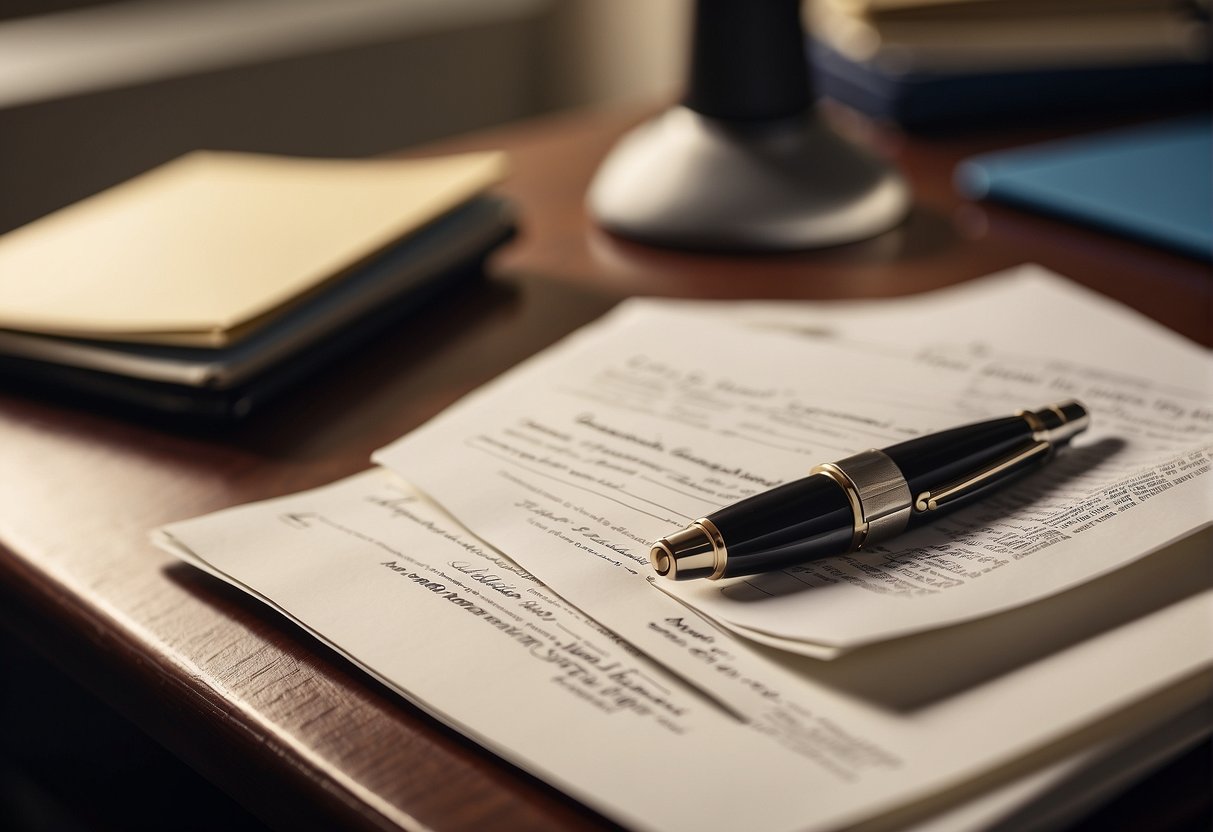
883;416;1039;499
886;400;1090;527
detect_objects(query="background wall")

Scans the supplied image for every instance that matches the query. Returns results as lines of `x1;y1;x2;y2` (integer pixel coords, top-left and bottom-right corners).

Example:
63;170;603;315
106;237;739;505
540;0;690;110
0;0;691;235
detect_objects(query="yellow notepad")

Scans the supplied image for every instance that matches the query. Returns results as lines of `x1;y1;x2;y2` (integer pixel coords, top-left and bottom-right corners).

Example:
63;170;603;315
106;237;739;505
0;150;506;347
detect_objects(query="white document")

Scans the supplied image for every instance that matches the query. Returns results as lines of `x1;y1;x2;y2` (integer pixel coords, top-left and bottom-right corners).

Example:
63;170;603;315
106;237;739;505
157;469;1213;832
373;267;1213;656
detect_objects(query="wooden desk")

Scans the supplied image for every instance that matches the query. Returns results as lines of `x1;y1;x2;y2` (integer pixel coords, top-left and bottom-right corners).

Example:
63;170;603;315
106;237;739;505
0;104;1209;831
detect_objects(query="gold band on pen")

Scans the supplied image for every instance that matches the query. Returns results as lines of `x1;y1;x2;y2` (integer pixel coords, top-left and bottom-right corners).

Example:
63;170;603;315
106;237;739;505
809;463;866;551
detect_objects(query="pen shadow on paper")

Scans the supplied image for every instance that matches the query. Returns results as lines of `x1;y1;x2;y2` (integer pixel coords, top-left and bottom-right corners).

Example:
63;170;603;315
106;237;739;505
708;435;1213;712
721;437;1124;606
756;527;1212;714
588;202;956;280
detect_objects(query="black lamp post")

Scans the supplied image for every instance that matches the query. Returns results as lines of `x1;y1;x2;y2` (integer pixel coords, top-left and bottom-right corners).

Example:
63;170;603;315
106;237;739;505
588;0;909;251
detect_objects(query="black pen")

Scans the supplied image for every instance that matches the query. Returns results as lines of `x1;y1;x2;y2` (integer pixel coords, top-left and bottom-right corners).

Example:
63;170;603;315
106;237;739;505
650;401;1090;581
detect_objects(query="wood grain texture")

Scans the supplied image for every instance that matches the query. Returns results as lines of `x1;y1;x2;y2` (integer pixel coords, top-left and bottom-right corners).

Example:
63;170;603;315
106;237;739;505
0;103;1208;831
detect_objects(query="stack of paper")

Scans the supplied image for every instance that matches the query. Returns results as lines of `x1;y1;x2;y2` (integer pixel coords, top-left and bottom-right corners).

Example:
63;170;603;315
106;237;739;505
0;150;509;417
807;0;1212;129
157;265;1212;831
811;0;1209;72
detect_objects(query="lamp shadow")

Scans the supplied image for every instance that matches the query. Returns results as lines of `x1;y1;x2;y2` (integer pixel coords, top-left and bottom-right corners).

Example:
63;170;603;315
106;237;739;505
589;202;957;274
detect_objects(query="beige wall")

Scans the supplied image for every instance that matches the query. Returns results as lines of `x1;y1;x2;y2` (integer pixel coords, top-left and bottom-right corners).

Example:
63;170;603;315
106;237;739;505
541;0;692;109
0;0;696;234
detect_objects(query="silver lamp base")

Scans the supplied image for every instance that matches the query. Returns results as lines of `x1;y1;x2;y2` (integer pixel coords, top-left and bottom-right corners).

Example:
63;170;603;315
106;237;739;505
588;106;910;251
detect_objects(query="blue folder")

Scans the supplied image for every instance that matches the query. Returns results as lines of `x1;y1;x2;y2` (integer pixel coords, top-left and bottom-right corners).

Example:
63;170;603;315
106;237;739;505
956;117;1212;260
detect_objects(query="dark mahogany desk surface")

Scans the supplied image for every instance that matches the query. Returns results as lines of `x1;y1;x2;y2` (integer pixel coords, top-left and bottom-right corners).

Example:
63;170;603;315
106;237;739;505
0;104;1209;832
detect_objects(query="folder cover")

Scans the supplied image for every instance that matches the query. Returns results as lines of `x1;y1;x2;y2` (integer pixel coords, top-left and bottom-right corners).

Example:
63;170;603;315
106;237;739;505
0;150;507;346
956;117;1212;261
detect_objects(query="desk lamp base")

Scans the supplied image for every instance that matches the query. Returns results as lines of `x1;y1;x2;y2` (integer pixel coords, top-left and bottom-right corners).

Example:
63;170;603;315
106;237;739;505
588;106;909;251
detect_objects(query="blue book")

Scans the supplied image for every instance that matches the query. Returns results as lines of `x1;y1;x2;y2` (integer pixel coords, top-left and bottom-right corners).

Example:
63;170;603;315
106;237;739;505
955;117;1212;261
809;39;1212;133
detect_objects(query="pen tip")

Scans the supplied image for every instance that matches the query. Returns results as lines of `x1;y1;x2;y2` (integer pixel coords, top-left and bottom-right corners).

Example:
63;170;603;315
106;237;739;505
650;542;673;576
649;523;720;580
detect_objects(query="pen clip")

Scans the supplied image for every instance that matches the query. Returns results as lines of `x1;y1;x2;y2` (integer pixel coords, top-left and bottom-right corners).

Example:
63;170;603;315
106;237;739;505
913;439;1051;513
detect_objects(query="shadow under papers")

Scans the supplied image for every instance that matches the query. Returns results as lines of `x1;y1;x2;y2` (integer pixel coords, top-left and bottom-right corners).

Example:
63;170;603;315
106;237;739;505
754;526;1212;713
160;560;622;830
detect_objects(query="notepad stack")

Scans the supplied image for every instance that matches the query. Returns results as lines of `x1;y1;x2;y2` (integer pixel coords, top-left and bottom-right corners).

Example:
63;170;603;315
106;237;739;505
0;151;512;419
809;0;1213;129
